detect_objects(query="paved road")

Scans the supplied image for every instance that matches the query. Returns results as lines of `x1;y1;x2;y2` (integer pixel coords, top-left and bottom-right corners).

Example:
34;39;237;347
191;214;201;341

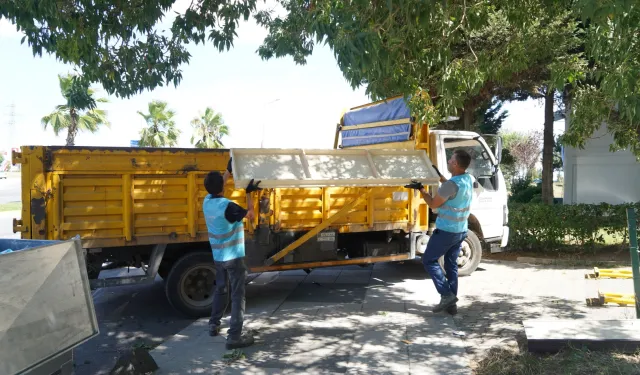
0;172;21;204
0;211;19;239
0;172;21;239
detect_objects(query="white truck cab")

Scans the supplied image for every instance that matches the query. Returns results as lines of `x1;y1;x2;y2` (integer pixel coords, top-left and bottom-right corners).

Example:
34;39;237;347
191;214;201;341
432;130;509;248
418;130;510;276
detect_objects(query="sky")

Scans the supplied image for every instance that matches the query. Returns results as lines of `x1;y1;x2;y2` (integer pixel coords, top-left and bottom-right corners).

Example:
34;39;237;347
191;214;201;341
0;1;564;153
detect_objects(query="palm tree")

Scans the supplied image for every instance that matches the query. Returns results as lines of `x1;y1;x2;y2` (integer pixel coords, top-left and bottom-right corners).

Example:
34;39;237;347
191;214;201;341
41;74;110;146
137;100;181;147
190;107;229;149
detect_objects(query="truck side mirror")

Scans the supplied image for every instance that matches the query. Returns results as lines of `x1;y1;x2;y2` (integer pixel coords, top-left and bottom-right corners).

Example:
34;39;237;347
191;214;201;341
495;136;503;165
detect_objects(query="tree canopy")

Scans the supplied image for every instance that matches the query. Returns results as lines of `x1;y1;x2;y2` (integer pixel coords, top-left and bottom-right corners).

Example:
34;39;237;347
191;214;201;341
475;98;509;135
3;0;640;155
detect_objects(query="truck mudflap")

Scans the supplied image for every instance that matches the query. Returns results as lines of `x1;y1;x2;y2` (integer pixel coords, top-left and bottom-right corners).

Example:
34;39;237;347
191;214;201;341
501;226;510;248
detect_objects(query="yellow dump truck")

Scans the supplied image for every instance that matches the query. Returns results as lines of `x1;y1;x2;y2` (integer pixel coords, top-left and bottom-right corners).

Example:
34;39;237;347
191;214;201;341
11;96;509;317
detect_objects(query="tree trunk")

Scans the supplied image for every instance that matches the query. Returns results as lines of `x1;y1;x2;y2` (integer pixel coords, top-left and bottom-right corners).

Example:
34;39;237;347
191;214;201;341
66;108;78;146
541;88;555;204
463;104;474;131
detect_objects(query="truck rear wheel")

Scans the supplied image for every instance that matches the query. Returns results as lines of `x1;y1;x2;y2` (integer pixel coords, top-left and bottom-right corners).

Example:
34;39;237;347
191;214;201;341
165;252;223;317
438;231;482;277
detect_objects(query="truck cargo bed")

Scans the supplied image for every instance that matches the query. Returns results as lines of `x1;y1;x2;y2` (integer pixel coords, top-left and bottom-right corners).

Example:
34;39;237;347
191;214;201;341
13;146;430;249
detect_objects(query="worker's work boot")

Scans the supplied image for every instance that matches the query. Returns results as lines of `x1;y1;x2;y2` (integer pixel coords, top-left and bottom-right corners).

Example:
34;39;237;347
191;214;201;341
433;294;458;313
446;304;458;316
209;324;221;337
226;333;255;350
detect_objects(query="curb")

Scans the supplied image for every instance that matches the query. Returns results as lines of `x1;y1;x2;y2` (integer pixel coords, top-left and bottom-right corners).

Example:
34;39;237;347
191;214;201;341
516;256;627;266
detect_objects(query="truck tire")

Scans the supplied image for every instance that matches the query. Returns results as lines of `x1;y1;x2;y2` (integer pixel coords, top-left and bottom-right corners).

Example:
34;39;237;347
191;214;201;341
165;252;225;317
438;231;482;277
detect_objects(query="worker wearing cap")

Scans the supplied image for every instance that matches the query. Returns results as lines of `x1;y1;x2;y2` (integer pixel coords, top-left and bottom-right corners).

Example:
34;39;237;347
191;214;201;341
405;149;473;314
203;157;261;349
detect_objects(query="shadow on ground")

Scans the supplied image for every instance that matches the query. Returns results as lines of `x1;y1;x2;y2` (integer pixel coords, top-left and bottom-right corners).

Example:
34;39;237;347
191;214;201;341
74;280;194;375
146;257;635;374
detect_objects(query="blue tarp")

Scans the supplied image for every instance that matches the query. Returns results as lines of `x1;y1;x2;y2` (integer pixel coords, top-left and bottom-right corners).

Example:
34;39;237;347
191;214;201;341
342;97;412;147
0;238;63;255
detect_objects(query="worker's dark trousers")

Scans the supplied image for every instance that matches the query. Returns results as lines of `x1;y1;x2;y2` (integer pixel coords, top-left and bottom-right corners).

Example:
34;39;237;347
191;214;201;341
422;229;467;297
209;257;247;339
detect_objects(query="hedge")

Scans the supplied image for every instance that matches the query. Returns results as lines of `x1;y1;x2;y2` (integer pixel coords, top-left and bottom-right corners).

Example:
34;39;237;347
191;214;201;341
508;202;640;251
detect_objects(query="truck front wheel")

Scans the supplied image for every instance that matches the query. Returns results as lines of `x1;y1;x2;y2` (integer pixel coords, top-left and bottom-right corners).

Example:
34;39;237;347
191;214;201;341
165;252;225;317
438;231;482;277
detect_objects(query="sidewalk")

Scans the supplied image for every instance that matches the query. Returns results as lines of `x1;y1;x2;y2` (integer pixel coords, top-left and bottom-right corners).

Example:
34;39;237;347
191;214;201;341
149;258;635;374
150;261;471;374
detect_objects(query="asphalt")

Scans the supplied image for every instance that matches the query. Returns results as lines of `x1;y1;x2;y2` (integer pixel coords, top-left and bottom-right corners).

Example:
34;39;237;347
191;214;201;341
0;172;21;204
0;211;19;239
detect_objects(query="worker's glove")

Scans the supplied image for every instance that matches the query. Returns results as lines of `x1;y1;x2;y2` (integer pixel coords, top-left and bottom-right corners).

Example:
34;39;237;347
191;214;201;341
432;164;443;178
246;179;263;193
227;157;233;174
404;180;424;190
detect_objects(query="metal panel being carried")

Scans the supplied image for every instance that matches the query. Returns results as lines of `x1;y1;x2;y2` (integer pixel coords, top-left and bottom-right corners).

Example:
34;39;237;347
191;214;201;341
230;148;440;189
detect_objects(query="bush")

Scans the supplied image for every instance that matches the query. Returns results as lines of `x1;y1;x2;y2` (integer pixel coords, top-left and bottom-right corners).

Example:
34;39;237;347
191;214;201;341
508;202;640;252
509;177;542;203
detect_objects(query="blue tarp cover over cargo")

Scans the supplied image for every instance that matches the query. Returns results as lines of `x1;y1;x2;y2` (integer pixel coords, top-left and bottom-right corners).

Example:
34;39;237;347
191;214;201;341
341;97;412;147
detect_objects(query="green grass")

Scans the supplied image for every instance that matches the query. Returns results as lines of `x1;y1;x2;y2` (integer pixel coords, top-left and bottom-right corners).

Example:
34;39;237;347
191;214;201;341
475;346;640;375
0;202;21;212
566;229;627;246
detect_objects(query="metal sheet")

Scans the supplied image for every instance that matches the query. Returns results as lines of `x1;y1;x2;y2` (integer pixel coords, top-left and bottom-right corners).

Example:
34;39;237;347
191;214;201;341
230;148;440;189
0;238;99;375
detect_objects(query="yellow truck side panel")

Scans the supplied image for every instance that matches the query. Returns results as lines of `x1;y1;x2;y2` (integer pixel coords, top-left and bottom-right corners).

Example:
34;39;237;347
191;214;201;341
15;146;428;249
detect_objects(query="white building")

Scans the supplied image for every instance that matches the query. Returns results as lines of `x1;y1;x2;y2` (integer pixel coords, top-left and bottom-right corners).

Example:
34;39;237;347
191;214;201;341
563;114;640;204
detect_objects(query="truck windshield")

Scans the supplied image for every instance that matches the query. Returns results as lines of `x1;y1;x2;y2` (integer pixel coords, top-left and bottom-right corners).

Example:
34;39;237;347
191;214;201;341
443;138;497;191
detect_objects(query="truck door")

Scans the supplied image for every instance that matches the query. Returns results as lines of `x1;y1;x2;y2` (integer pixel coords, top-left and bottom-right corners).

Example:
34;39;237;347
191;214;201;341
435;134;504;239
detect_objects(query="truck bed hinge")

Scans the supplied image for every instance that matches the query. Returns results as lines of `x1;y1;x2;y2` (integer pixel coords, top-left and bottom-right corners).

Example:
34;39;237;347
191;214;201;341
11;150;23;165
13;218;27;233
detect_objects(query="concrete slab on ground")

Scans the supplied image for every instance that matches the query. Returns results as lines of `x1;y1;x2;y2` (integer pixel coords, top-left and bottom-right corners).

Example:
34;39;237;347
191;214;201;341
524;319;640;353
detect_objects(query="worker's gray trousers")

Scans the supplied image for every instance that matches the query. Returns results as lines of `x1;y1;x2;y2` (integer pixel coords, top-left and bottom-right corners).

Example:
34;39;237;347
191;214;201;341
209;257;247;340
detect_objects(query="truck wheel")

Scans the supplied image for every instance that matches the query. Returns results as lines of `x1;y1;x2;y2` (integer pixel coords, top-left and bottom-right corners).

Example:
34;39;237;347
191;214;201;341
165;252;224;317
438;231;482;277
